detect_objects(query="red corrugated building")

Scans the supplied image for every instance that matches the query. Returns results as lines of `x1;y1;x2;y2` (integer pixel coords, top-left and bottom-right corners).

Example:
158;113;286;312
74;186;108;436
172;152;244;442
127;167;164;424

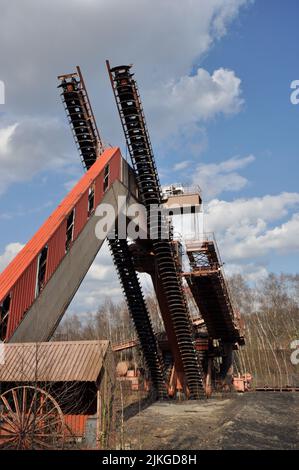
0;147;125;341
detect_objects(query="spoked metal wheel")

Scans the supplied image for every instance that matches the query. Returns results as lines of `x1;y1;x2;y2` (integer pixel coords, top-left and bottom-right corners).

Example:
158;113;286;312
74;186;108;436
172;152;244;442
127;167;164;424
0;386;65;449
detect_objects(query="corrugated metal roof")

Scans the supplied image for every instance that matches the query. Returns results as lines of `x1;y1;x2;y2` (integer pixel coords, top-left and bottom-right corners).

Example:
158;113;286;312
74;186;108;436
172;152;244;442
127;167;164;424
0;147;119;301
0;340;110;382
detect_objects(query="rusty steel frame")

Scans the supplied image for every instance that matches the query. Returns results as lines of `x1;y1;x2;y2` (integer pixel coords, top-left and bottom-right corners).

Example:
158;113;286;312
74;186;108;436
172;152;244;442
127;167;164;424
106;60;205;399
0;386;65;450
58;66;104;170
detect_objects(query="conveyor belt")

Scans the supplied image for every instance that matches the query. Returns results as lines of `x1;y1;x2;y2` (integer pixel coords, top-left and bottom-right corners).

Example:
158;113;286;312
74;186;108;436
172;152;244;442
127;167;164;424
107;62;204;398
108;236;166;397
58;67;103;170
58;68;166;395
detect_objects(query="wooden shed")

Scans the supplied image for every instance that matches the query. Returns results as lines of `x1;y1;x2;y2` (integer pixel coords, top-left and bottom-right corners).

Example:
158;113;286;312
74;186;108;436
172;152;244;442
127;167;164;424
0;340;115;449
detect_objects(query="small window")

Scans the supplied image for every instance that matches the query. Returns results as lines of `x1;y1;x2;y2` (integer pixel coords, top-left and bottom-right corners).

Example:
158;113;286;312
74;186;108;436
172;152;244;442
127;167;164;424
0;294;11;341
88;185;95;216
66;209;75;252
35;245;48;297
103;164;110;192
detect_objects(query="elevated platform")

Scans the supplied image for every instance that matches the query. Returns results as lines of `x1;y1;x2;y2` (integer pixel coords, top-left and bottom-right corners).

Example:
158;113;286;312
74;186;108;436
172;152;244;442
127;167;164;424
185;236;244;345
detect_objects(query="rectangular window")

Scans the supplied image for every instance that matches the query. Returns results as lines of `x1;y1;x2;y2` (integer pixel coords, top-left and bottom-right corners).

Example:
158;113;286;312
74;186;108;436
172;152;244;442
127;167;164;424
103;164;110;192
66;209;75;252
0;294;11;341
35;245;48;297
88;185;95;216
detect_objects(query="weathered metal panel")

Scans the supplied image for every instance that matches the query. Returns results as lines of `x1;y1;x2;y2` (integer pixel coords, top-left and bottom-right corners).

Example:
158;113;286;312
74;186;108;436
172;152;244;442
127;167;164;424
46;221;67;282
94;150;121;207
7;260;37;338
0;148;123;340
64;415;89;437
94;172;104;208
73;190;88;240
0;340;110;382
109;150;121;183
0;147;120;304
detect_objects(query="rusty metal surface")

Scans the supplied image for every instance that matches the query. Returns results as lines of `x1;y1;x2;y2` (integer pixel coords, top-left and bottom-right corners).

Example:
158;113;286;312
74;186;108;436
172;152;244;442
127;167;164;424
0;148;121;340
0;340;109;382
58;66;104;170
185;236;244;345
64;415;89;437
73;190;89;239
0;147;119;299
113;339;138;352
107;61;204;399
0;386;65;450
8;260;37;336
45;223;67;283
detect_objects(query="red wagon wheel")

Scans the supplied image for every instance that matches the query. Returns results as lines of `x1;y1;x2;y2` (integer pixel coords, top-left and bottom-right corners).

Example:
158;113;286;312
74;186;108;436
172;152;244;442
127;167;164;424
0;386;65;450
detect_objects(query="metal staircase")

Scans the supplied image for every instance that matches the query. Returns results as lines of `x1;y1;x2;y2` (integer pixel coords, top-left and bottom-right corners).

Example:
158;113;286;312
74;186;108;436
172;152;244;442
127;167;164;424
185;237;244;345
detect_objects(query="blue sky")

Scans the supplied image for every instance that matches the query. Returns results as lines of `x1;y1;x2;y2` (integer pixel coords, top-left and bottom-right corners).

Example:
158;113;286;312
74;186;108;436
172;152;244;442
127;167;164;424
199;0;298;198
202;0;299;275
0;0;298;313
161;0;298;198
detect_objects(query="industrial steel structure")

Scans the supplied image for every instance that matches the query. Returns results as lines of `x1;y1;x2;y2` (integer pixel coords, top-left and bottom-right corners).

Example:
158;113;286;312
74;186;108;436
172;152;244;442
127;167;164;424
0;62;245;412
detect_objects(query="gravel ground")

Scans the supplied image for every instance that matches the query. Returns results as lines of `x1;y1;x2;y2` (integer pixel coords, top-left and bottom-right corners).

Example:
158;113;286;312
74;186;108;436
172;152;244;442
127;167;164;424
122;392;299;450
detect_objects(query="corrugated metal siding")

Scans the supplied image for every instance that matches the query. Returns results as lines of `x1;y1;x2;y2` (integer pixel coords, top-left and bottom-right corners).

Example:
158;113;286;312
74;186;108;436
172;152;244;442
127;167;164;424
109;153;121;183
0;148;121;340
0;147;120;300
0;340;110;382
7;260;37;338
94;172;104;208
65;415;89;437
46;222;67;282
73;190;88;240
93;153;121;207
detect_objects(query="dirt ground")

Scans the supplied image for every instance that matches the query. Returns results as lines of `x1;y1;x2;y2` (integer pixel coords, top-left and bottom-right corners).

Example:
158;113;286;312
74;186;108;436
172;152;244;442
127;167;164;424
122;392;299;450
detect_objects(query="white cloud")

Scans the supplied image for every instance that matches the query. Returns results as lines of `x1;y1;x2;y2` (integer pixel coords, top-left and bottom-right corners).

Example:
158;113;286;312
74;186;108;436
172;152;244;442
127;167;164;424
66;241;121;314
0;0;250;195
230;213;299;259
0;124;18;153
0;242;24;272
0;118;77;194
64;190;299;313
173;68;243;119
0;0;254;315
88;263;114;282
0;0;249;116
148;68;243;140
65;240;155;315
206;192;299;232
224;262;268;283
173;161;191;171
205;192;299;263
193;154;255;199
